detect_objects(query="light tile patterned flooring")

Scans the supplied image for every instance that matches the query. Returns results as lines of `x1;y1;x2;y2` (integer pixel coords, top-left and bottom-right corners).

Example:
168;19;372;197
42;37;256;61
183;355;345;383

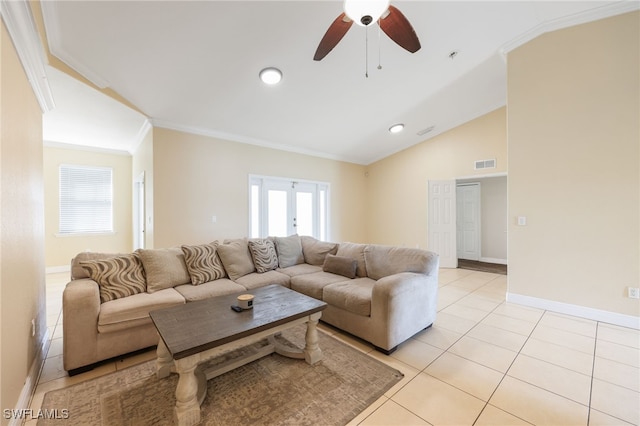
29;269;640;425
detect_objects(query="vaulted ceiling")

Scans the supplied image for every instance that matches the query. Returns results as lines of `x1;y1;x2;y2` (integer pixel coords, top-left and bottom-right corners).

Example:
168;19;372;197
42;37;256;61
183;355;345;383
40;1;636;164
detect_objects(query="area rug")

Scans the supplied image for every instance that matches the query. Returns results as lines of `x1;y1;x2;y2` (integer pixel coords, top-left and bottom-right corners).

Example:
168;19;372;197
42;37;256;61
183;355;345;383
38;326;403;426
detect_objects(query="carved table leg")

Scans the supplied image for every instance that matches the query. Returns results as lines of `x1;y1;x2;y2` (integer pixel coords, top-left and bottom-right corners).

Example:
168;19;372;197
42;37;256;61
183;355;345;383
174;358;203;426
304;312;323;365
156;339;173;379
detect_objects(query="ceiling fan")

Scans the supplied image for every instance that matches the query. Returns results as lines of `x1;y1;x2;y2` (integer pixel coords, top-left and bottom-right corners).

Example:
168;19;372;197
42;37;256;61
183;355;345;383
313;0;421;61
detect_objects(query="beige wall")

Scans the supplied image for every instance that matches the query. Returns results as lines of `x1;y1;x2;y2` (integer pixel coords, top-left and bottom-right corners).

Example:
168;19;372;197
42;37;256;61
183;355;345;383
0;22;46;423
152;128;367;248
364;107;507;248
508;12;639;317
43;146;133;267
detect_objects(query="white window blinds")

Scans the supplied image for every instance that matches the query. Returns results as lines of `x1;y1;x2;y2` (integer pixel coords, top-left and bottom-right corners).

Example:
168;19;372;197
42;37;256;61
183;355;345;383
59;164;113;234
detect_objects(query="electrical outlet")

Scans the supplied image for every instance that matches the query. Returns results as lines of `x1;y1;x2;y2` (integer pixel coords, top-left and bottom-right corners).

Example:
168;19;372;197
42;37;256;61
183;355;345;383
628;287;640;299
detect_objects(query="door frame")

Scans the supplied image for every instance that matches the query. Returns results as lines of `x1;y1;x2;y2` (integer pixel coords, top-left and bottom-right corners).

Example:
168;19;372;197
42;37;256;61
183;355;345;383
248;175;330;240
428;172;507;268
133;171;145;250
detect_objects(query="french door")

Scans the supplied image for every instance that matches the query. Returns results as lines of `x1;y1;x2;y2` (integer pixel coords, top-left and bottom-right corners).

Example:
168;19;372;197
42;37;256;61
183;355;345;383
250;176;328;239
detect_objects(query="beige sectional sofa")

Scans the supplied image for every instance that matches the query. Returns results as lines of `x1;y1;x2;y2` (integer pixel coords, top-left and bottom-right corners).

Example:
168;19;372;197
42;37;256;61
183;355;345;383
63;235;439;375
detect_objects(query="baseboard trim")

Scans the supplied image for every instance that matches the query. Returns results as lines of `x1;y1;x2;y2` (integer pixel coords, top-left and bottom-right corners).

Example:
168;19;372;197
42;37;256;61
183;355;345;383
506;292;640;330
479;257;507;265
46;265;70;274
9;328;50;425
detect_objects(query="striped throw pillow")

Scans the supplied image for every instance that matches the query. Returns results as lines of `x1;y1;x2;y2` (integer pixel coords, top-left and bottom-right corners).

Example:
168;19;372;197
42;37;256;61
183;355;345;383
181;242;226;285
80;253;147;303
248;239;279;273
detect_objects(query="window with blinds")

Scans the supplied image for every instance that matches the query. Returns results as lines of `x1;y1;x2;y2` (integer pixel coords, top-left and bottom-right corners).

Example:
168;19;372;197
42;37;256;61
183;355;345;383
59;164;113;234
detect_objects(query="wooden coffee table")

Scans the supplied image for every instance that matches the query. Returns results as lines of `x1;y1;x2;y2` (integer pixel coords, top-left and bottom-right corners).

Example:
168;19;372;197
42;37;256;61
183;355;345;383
149;284;327;426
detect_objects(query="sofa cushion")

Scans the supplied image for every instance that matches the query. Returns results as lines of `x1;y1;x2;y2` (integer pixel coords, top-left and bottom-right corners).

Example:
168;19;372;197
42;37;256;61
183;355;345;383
80;253;147;303
235;270;291;290
217;238;256;281
336;242;367;277
323;278;375;317
290;271;347;300
300;236;338;266
181;242;226;285
364;245;438;280
248;239;279;273
138;248;191;293
174;279;245;302
277;264;323;277
274;234;304;268
98;287;185;333
322;254;357;279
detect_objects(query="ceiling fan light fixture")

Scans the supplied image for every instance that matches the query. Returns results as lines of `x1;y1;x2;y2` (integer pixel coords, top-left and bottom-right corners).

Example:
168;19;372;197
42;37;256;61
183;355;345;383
259;67;283;85
344;0;390;26
389;123;404;134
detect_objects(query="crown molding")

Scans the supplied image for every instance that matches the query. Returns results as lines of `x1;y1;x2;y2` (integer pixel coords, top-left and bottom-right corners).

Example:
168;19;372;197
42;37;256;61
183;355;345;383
1;0;55;112
151;119;365;165
130;119;153;155
499;1;640;57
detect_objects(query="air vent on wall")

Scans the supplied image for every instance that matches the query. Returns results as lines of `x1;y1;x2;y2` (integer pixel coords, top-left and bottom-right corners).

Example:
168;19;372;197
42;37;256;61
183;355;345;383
474;159;496;170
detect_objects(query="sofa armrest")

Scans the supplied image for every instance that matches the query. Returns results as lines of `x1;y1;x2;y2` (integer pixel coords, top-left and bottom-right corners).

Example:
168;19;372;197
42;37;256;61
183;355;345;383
370;272;439;348
63;279;101;371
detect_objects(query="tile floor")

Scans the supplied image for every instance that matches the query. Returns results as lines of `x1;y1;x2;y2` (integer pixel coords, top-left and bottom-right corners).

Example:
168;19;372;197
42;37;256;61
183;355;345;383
28;269;640;426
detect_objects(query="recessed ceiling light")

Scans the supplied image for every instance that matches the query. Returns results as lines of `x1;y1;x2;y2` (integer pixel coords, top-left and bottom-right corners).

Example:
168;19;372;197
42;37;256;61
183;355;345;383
389;123;404;134
259;67;282;85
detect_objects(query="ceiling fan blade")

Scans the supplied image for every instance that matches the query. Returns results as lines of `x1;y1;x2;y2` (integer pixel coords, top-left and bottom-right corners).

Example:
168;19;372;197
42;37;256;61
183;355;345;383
314;13;353;61
379;5;421;53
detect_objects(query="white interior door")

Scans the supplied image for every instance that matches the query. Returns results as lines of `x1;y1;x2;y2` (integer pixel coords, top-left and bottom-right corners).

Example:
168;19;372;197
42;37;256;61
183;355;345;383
428;180;457;268
456;183;480;261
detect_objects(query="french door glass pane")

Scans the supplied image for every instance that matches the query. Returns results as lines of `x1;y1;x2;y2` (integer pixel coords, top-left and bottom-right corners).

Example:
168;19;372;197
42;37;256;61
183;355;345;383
296;191;313;236
267;189;288;237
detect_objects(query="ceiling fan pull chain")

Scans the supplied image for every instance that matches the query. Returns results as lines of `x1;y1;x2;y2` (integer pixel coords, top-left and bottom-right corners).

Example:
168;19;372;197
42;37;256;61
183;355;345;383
377;21;382;70
365;24;369;78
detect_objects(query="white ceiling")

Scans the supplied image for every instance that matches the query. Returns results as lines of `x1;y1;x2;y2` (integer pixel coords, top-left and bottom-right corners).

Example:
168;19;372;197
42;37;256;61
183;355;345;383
40;1;637;164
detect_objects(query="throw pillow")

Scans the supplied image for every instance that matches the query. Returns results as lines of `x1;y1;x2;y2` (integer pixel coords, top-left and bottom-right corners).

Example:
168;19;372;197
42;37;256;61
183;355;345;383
80;253;147;303
322;254;358;279
216;238;256;281
300;235;338;266
248;239;279;273
138;248;191;293
336;242;367;277
181;242;226;285
274;234;304;268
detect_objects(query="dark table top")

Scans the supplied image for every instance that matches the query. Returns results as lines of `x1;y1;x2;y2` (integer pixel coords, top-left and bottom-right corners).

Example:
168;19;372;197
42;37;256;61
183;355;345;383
150;284;327;360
